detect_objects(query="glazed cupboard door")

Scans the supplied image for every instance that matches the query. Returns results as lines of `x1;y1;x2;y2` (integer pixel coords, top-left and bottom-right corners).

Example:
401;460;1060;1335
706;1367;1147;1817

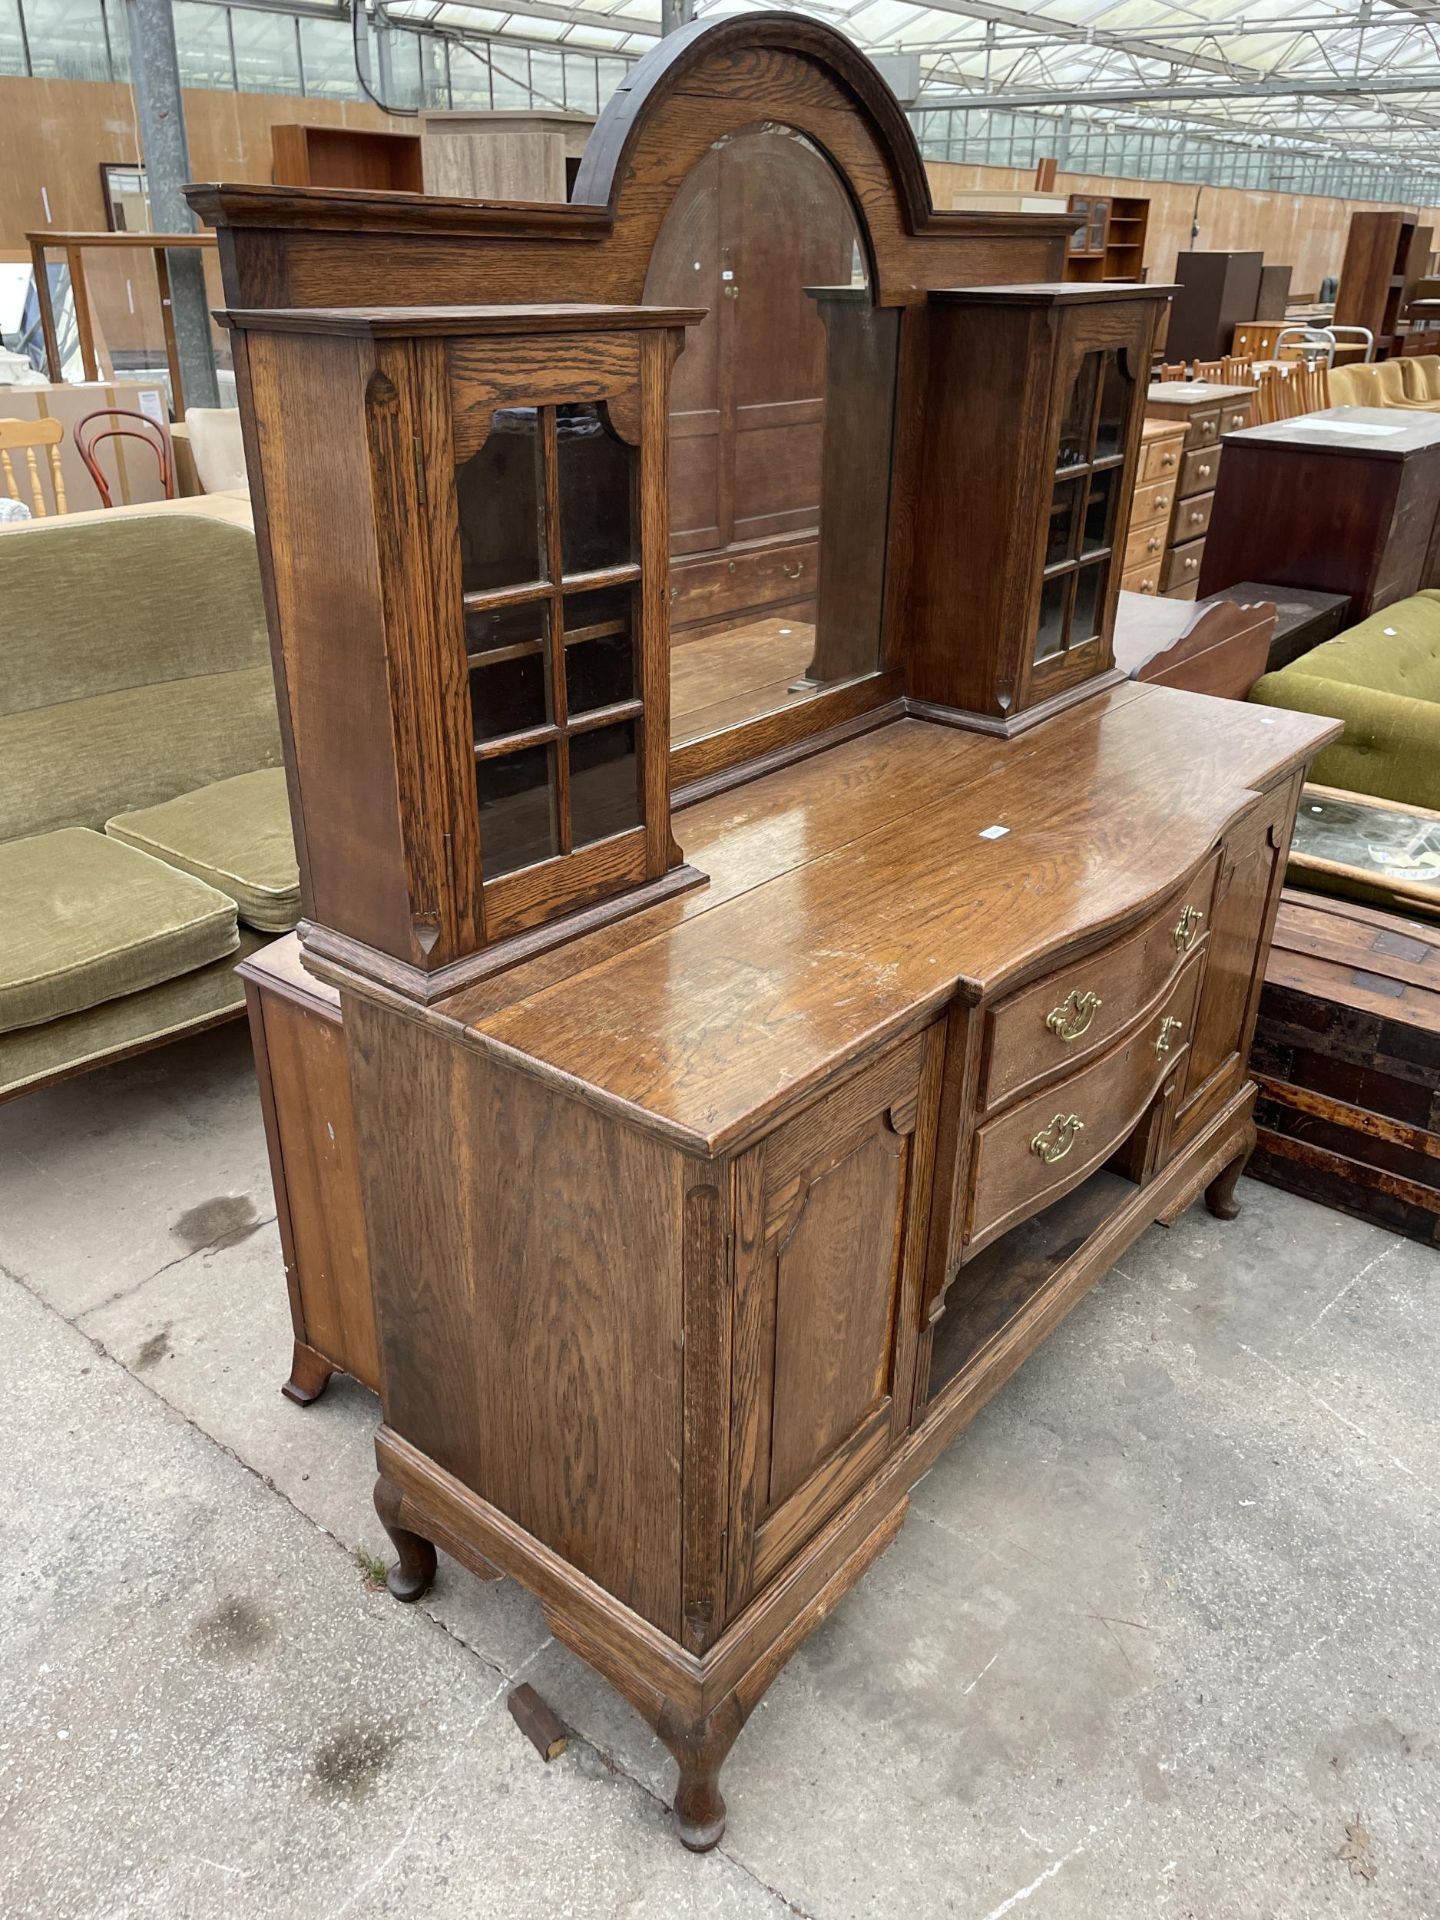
726;1027;945;1613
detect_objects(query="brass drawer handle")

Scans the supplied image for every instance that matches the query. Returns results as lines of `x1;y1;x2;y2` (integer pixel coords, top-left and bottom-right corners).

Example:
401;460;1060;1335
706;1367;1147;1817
1173;903;1204;952
1155;1015;1184;1060
783;561;804;579
1032;1113;1085;1165
1045;988;1102;1042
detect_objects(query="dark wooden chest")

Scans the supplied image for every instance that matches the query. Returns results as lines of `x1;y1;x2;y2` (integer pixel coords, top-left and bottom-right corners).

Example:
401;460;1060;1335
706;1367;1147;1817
1249;890;1440;1247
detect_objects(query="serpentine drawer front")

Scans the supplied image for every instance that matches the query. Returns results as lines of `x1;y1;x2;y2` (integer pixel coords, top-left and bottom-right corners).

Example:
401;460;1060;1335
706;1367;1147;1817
980;852;1220;1110
966;950;1205;1252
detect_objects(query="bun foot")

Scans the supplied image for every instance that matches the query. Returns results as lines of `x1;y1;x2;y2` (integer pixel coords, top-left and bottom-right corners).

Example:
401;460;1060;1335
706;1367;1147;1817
282;1339;333;1405
374;1474;436;1603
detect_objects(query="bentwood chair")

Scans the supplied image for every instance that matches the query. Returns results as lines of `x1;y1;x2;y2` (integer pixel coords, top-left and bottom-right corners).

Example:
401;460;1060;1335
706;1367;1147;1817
75;408;174;508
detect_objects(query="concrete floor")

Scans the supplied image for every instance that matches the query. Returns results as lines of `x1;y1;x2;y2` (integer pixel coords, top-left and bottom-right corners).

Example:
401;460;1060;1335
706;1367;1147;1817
1;1023;1437;1920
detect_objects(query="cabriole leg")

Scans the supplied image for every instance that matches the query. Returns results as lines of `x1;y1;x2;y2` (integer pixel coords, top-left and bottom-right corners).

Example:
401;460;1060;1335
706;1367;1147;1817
1204;1122;1256;1221
281;1338;334;1405
659;1697;745;1853
374;1474;437;1603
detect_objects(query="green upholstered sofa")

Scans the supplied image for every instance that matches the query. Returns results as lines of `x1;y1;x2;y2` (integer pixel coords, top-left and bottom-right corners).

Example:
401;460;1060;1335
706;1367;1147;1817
0;512;298;1101
1248;589;1440;810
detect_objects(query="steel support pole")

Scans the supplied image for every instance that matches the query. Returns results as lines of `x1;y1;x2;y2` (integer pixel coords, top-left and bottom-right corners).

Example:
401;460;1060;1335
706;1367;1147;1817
123;0;220;413
660;0;694;37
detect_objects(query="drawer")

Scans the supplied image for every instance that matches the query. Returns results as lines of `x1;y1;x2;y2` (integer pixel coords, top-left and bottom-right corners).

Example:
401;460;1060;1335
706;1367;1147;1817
1179;444;1220;498
1131;476;1175;530
1139;434;1184;487
967;952;1205;1252
1124;517;1169;572
1172;490;1213;542
1219;400;1252;435
1120;559;1163;596
1163;537;1206;592
980;852;1220;1112
671;535;817;627
1183;409;1221;450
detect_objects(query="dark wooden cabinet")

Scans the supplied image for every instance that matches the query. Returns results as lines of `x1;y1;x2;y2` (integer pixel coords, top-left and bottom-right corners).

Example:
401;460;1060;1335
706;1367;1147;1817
195;14;1339;1858
1199;406;1440;617
1168;251;1264;365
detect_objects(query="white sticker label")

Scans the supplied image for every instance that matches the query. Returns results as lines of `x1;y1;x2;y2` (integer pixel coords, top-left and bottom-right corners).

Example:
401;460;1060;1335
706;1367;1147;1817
978;824;1009;840
135;389;166;427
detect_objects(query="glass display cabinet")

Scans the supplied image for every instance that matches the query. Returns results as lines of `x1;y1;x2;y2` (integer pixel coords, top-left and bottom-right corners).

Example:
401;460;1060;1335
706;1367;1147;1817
222;304;703;998
909;283;1172;732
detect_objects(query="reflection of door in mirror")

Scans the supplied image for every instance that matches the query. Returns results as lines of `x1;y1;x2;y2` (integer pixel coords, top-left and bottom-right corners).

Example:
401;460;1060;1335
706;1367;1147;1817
645;126;896;749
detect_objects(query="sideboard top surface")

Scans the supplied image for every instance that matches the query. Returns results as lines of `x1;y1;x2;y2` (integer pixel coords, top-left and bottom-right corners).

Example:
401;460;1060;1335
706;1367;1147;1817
418;686;1336;1155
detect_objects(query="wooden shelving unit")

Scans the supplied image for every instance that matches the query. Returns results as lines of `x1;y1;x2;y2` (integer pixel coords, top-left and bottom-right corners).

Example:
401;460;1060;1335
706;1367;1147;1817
1063;194;1149;284
1334;210;1423;354
271;123;423;193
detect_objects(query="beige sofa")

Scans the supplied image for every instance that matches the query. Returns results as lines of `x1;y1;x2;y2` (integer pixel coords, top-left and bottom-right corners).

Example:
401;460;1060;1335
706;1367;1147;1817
0;512;297;1101
1328;354;1440;411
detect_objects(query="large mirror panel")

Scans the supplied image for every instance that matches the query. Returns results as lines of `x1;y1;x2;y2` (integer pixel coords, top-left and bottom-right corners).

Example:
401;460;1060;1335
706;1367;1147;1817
644;125;897;750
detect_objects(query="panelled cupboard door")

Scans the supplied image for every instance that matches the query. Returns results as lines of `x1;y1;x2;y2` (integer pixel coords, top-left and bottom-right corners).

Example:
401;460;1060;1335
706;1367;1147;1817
726;1025;945;1613
1179;776;1299;1136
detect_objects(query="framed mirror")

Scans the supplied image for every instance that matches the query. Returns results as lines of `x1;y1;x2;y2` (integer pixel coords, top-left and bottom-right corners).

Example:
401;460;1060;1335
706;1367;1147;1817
644;125;899;761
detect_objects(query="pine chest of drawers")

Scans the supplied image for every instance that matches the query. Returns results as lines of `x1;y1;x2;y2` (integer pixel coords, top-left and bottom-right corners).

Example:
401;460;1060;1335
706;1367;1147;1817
1144;381;1256;601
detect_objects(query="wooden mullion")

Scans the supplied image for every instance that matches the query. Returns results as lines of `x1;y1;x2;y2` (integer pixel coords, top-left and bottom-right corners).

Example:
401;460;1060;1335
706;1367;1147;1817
566;698;644;737
554;561;643;594
474;721;560;760
539;405;574;856
466;637;544;668
462;579;552;614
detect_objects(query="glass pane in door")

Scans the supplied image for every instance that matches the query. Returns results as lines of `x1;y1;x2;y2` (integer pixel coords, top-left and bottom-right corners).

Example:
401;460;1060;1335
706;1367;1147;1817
475;743;558;875
456;408;545;594
1056;353;1099;470
556;403;633;574
1094;351;1131;460
1035;573;1070;662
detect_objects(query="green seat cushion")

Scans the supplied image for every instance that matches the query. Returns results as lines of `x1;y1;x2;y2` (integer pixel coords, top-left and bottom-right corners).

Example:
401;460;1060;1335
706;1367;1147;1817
106;768;300;933
0;828;238;1033
1282;590;1440;704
